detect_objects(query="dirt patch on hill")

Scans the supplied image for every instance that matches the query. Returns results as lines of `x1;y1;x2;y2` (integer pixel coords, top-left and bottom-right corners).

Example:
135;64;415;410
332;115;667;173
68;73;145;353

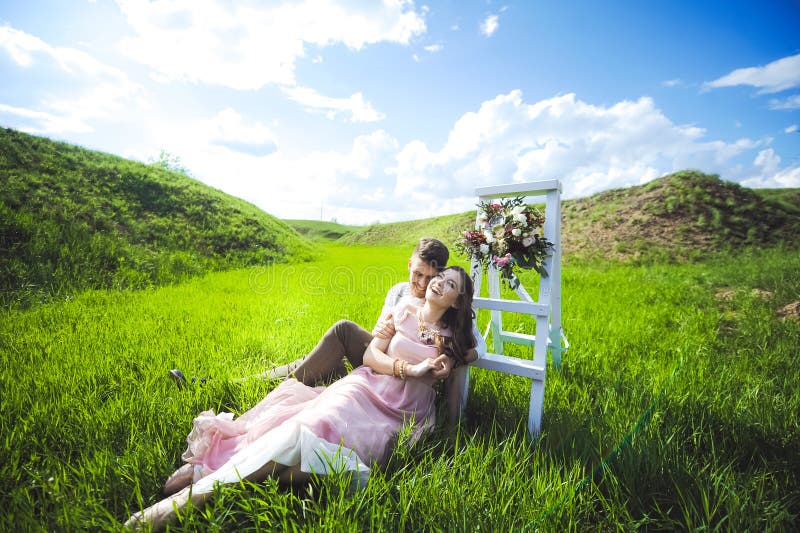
560;171;799;261
777;301;800;322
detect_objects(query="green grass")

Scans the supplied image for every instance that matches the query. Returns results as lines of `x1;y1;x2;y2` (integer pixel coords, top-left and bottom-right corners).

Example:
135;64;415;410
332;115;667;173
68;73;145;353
340;212;476;249
1;128;313;309
283;219;363;241
2;244;799;530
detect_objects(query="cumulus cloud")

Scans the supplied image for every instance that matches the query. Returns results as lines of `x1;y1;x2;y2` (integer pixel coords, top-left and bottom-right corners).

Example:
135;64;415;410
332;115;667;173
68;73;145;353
199;108;276;155
132;90;796;224
703;53;800;94
742;148;800;188
390;91;768;205
159;124;402;223
769;94;800;110
114;0;427;90
480;14;499;37
785;125;798;134
282;86;385;122
0;103;93;134
0;25;144;134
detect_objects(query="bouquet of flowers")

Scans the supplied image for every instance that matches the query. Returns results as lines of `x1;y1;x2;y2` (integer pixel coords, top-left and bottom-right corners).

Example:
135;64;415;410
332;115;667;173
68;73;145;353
457;196;552;289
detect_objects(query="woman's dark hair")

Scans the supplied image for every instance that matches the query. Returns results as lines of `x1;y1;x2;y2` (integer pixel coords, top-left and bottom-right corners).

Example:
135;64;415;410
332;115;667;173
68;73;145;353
435;266;476;366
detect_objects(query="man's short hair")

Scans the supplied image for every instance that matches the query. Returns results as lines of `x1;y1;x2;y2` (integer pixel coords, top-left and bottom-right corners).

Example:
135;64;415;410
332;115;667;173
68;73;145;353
413;237;449;270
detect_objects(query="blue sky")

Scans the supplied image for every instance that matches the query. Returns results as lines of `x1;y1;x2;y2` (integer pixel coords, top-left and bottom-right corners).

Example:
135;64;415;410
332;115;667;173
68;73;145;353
1;1;798;224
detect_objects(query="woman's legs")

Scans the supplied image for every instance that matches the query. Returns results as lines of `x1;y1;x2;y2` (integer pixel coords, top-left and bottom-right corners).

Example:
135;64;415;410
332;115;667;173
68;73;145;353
243;461;309;487
127;462;311;529
163;463;198;496
125;485;210;530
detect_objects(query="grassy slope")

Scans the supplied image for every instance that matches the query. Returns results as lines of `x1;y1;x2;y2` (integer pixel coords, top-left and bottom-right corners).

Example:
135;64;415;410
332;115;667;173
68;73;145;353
283;219;362;241
340;212;475;248
343;171;800;262
0;128;313;307
2;245;798;530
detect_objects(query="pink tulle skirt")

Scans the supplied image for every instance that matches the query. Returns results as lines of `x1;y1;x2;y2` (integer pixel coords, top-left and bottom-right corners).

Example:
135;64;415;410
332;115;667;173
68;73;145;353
181;366;436;493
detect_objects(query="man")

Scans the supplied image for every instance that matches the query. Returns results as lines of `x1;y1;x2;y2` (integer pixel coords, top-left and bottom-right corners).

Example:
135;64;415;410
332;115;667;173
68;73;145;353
171;237;485;415
268;237;484;383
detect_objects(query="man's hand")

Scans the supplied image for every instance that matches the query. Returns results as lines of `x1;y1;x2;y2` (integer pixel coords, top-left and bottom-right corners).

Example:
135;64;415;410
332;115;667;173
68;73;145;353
430;354;453;381
372;314;396;339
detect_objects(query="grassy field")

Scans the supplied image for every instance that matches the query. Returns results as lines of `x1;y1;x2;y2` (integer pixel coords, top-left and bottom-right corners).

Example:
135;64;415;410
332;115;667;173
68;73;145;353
2;244;799;531
1;128;313;310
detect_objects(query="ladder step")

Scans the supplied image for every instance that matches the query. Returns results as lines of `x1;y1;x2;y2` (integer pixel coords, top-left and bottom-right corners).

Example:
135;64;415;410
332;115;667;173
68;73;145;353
473;297;549;317
499;331;536;345
471;352;545;380
476;179;561;198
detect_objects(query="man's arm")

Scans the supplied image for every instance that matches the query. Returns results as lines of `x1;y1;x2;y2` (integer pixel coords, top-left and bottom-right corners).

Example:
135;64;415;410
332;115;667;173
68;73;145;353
372;282;408;339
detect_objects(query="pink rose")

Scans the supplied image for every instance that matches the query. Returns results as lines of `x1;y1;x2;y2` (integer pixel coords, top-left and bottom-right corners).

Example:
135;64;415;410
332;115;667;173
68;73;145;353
494;253;512;267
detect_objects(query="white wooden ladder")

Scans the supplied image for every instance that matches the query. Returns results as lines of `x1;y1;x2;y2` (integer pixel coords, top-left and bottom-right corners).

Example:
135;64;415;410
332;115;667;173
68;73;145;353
457;179;567;436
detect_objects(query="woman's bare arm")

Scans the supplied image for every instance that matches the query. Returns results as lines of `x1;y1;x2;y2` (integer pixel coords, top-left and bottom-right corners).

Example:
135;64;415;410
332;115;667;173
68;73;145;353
363;336;395;376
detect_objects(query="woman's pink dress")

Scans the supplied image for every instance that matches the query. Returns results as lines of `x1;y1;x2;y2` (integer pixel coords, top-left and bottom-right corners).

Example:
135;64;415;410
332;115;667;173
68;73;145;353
183;303;447;493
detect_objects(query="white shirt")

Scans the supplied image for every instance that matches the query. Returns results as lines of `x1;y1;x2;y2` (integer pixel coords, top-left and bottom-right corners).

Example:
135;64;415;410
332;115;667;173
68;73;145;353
379;281;487;360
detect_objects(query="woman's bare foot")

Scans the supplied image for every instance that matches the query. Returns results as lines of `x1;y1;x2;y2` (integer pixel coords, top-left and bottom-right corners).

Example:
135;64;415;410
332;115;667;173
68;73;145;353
124;486;197;530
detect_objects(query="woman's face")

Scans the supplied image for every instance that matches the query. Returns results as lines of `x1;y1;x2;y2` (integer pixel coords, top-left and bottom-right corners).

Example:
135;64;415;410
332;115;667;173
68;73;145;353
425;269;463;309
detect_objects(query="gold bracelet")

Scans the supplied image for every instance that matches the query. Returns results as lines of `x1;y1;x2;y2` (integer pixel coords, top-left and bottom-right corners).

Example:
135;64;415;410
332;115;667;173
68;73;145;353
392;358;400;378
399;360;407;380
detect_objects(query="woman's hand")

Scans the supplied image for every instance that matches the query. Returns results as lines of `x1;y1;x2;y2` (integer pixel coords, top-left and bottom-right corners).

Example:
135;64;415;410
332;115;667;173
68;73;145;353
405;355;451;379
429;354;453;381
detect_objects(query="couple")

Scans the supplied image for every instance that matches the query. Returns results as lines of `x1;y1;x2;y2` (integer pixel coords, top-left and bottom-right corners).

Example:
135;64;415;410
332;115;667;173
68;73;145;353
126;238;486;529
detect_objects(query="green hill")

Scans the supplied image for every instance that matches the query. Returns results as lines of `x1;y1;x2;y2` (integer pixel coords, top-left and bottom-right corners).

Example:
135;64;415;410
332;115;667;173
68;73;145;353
339;212;475;248
343;170;800;261
0;128;313;308
283;219;362;241
563;170;800;260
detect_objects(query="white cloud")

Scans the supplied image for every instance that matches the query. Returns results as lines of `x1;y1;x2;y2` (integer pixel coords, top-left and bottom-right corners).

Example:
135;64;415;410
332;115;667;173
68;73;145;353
703;53;800;94
424;43;443;53
0;103;93;134
0;25;144;134
391;90;770;204
785;124;798;134
129;90;796;224
282;86;385;123
769;94;800;110
197;108;276;155
661;78;684;88
741;148;800;188
480;15;499;37
114;0;427;90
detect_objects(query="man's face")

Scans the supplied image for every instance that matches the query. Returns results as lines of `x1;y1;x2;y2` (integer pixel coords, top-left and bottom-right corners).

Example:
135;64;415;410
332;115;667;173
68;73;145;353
408;255;439;298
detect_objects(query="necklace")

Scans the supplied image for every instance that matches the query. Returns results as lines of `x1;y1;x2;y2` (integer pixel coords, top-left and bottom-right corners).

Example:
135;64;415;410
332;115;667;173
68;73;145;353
417;308;440;345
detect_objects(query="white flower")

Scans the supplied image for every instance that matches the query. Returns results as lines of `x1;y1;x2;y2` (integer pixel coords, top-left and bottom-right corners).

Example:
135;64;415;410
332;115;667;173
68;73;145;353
522;237;534;247
479;244;490;254
512;228;522;237
513;213;528;225
511;205;526;215
483;231;495;243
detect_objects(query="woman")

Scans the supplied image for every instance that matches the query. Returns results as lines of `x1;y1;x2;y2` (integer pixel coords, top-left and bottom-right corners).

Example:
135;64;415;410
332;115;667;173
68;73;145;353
125;266;475;529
